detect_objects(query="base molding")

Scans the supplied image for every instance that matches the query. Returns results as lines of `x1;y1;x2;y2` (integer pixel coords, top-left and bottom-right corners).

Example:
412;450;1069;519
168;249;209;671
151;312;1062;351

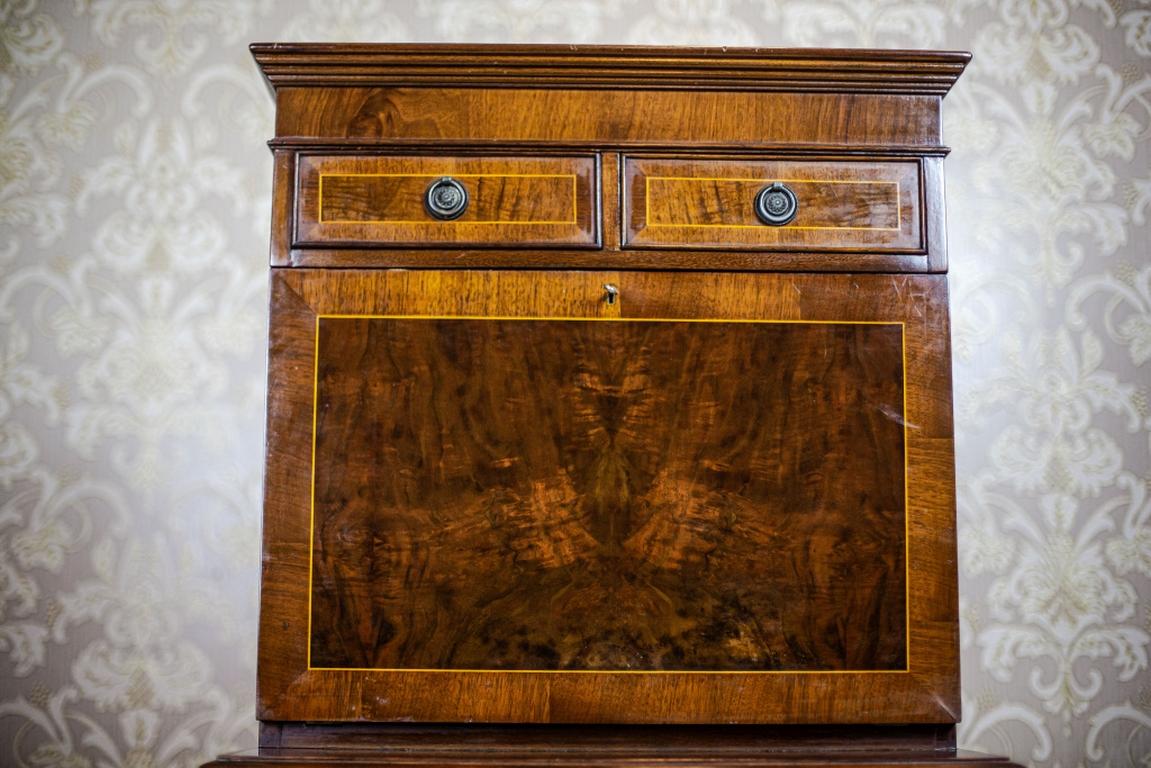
202;724;1021;767
205;748;1019;767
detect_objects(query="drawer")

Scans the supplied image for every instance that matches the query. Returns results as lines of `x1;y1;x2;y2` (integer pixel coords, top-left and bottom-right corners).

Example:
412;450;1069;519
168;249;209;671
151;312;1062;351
624;157;922;252
295;155;600;248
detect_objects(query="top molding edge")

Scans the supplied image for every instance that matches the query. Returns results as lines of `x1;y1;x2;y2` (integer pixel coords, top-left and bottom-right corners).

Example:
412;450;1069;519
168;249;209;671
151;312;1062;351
250;43;971;97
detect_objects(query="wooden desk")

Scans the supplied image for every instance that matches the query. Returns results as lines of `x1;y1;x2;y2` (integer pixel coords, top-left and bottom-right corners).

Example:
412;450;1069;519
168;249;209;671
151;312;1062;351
204;44;1019;767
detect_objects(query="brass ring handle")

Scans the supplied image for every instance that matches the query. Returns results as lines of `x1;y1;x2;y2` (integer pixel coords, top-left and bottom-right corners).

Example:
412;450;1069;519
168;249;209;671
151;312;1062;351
754;182;798;226
424;177;469;220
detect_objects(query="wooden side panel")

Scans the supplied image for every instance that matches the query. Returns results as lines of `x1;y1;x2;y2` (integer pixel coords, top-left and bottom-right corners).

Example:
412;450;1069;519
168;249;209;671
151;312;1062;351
624;157;922;252
923;155;948;272
257;269;958;725
296;155;599;248
269;149;295;266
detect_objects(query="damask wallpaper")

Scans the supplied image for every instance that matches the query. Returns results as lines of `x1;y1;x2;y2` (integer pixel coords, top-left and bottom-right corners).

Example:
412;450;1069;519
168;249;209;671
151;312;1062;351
0;1;1148;766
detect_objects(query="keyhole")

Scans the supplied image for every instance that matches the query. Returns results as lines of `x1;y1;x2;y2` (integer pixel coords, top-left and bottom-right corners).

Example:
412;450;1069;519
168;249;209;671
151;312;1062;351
603;283;619;305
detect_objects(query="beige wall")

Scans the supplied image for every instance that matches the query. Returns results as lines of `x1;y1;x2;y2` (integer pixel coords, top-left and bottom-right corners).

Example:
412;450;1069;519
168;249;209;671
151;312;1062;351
1;1;1148;765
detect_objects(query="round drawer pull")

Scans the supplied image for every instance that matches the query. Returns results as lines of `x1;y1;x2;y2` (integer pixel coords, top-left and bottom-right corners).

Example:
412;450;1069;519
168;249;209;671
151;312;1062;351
424;177;469;220
754;182;798;226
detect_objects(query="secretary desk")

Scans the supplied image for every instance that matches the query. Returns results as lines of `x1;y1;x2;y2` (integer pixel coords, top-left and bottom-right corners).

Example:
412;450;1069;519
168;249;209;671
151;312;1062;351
204;44;1021;768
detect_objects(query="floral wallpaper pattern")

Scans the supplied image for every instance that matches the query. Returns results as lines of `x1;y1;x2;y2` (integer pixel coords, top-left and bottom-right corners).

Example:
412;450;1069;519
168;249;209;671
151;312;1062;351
0;1;1148;766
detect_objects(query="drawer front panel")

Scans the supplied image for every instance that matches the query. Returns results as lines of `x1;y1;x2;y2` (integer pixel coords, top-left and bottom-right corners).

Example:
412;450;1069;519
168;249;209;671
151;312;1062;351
624;157;922;252
296;155;600;248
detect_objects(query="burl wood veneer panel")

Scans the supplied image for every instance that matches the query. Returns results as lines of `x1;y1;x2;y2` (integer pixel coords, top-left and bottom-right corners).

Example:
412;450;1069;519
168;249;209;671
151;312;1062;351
625;157;922;252
257;269;958;725
309;318;906;673
296;155;599;248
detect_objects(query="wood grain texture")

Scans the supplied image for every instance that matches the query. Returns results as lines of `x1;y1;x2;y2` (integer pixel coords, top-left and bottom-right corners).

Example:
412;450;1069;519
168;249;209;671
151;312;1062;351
295;155;599;248
625;157;922;252
256;269;957;725
274;87;944;148
309;318;906;673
